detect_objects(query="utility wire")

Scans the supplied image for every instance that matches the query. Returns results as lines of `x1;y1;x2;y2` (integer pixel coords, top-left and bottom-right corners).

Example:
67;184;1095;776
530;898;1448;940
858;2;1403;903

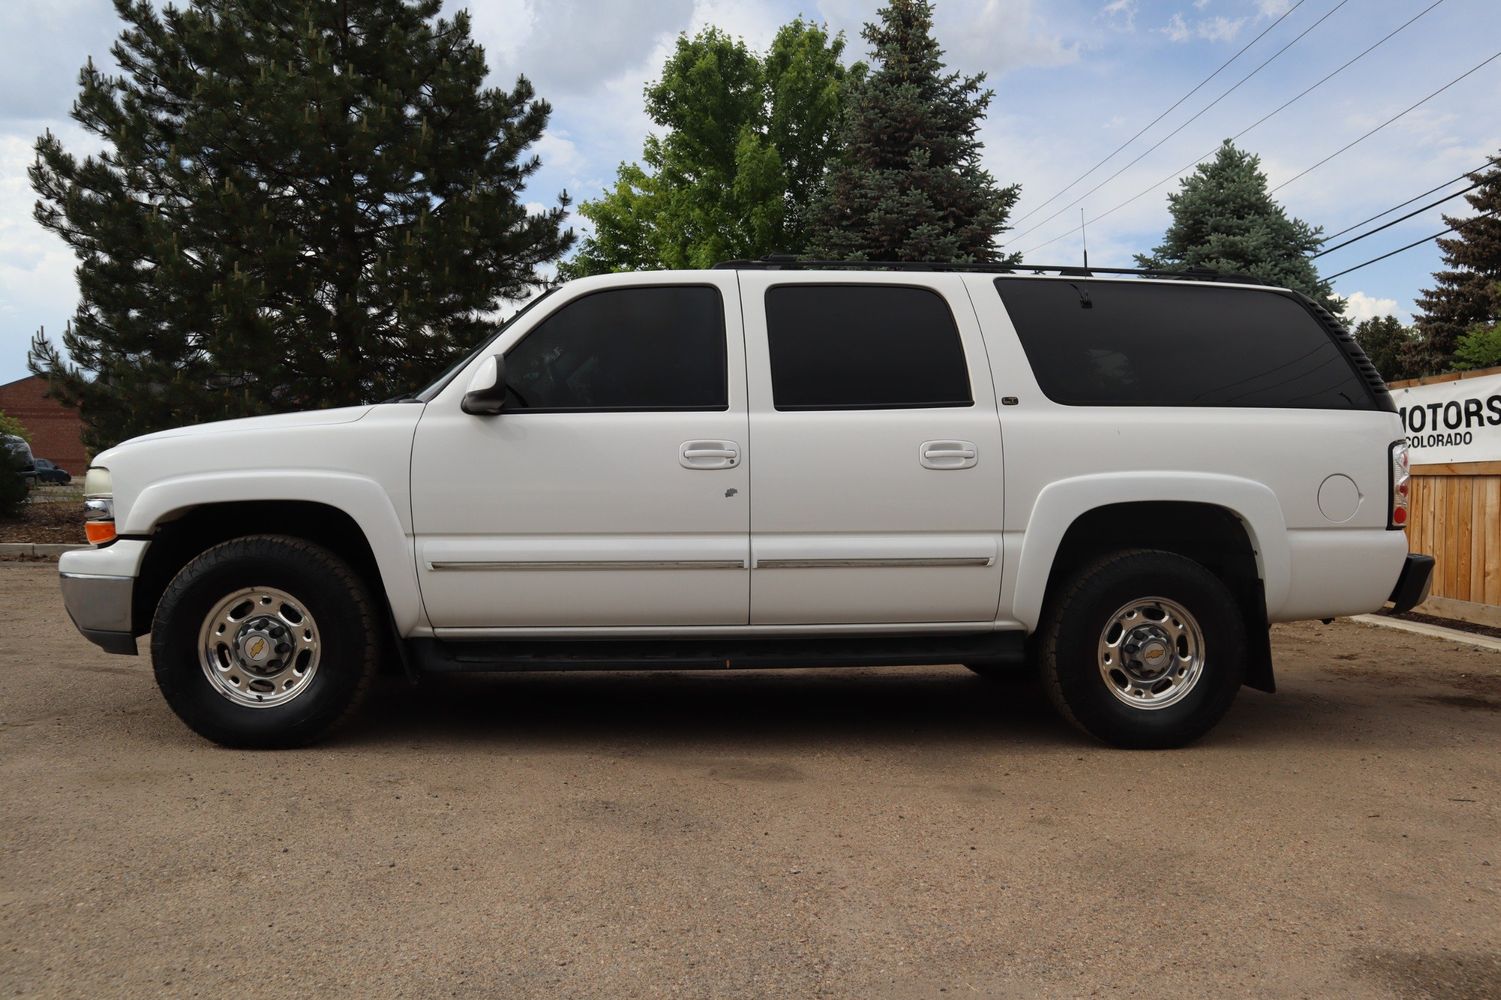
1010;0;1310;226
1008;0;1353;245
1321;166;1482;242
1311;179;1485;257
1271;48;1501;193
1019;0;1446;255
1020;24;1488;259
1323;210;1496;280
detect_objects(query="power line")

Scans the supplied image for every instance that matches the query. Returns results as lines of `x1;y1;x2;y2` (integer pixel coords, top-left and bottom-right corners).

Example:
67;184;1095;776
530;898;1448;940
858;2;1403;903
1008;0;1353;245
1271;48;1501;194
1010;0;1311;227
1323;210;1496;280
1311;179;1485;258
1321;166;1482;242
1018;0;1447;256
1020;27;1490;259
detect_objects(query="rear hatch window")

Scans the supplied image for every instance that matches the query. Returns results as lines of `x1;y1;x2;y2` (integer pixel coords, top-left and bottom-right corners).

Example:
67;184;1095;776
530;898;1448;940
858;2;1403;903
993;278;1382;410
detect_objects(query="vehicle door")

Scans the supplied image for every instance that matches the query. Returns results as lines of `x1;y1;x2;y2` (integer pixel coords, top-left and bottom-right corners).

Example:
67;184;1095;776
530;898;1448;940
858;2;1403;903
739;273;1005;624
410;274;750;630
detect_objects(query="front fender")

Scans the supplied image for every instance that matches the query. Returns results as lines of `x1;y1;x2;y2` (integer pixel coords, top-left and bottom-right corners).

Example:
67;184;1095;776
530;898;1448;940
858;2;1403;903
1011;472;1289;631
124;471;424;635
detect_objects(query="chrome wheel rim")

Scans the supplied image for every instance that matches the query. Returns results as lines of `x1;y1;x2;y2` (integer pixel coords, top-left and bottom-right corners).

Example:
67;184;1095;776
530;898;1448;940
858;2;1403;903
1097;596;1205;710
198;586;321;708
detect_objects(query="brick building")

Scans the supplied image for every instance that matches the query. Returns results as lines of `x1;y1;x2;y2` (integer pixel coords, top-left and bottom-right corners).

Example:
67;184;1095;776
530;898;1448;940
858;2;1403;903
0;375;90;476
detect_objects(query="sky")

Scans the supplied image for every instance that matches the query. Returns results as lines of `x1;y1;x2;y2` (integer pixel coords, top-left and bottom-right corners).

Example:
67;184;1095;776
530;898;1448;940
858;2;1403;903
1;0;1498;385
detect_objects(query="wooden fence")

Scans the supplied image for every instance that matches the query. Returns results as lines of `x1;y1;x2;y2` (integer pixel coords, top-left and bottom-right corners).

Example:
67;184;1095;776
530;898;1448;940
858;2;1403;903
1390;366;1501;628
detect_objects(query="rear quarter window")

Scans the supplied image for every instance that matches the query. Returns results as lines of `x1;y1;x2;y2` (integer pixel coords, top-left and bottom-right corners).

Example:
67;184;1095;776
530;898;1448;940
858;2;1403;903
993;278;1378;410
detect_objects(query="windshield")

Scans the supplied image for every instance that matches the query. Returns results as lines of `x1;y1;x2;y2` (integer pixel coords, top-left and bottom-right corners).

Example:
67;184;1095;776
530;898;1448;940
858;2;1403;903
413;286;560;403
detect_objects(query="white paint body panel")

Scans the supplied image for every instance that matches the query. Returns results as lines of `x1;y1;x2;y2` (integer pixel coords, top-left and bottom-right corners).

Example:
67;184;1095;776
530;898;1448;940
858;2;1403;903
738;270;1006;624
69;268;1414;643
410;271;751;628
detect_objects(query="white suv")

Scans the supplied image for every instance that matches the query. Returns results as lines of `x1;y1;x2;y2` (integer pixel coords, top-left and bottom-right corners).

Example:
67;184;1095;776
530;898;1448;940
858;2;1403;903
58;262;1434;749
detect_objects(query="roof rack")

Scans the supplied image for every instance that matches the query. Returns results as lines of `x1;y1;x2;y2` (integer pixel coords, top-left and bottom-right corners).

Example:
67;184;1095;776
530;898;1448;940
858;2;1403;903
712;255;1267;286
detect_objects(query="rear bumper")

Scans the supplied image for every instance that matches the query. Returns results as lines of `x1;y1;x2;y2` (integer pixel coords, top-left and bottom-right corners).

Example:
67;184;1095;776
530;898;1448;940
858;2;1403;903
1387;554;1435;615
59;571;138;656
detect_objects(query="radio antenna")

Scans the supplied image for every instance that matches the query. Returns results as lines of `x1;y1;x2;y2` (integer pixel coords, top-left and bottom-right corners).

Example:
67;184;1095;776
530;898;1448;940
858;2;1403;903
1080;208;1089;270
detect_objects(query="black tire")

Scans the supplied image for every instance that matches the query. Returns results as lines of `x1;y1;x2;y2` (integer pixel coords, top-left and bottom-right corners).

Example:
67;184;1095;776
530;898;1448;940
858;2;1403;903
1037;549;1245;749
151;535;379;748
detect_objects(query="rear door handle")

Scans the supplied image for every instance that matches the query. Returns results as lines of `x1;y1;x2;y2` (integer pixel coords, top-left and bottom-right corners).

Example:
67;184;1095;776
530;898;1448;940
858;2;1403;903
920;440;978;470
680;440;740;469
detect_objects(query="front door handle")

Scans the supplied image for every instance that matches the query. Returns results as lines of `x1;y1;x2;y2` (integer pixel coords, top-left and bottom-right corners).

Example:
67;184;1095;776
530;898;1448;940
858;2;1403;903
680;440;740;469
920;440;978;470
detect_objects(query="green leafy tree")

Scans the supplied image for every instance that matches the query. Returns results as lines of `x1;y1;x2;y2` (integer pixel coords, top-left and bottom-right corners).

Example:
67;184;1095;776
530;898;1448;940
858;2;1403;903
1352;315;1421;382
565;21;854;276
1452;319;1501;371
29;0;574;452
1410;156;1500;373
805;0;1019;263
1137;141;1340;316
0;412;29;441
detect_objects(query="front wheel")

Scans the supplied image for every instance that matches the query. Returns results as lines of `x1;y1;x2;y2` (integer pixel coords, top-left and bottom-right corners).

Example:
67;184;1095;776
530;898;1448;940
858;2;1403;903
1037;549;1246;749
151;535;379;748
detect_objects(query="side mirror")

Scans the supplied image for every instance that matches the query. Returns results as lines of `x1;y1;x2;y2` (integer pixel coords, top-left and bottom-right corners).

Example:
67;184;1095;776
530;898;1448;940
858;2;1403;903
461;355;509;415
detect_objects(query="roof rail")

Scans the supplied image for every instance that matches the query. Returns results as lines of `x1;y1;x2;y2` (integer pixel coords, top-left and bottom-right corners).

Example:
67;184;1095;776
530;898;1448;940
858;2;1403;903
712;255;1267;285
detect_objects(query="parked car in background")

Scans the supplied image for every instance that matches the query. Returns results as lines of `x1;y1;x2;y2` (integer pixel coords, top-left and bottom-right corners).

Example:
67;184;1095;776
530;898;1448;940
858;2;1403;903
32;458;72;485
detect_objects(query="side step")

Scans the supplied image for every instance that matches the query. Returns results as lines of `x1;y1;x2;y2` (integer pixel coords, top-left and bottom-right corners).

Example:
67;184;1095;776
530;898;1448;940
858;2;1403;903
407;631;1026;674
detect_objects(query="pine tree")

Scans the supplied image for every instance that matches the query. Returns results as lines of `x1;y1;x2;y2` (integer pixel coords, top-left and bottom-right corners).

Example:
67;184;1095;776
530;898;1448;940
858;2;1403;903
563;21;854;277
29;0;573;452
1410;155;1501;373
1136;141;1340;316
805;0;1019;263
1352;315;1421;382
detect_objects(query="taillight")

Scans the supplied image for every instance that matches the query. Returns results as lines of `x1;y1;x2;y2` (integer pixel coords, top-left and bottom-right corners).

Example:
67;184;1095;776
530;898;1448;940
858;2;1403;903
1389;441;1410;529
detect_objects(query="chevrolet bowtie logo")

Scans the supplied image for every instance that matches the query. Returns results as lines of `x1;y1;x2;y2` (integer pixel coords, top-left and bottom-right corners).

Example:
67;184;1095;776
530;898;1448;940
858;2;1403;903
247;637;267;658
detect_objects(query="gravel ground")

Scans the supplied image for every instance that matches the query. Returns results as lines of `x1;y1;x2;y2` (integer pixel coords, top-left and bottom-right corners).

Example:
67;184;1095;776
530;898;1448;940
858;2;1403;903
1;561;1498;999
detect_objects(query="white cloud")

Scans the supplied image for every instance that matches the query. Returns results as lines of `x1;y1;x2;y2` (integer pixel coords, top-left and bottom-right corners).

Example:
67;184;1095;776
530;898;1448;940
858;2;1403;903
942;1;1080;74
1194;0;1211;9
0;133;82;380
474;0;695;96
1198;16;1244;41
1099;0;1138;30
1340;291;1404;326
1161;10;1244;43
1256;0;1293;16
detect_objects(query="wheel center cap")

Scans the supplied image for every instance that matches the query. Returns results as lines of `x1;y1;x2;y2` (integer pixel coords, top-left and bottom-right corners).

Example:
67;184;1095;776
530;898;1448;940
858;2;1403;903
236;618;282;668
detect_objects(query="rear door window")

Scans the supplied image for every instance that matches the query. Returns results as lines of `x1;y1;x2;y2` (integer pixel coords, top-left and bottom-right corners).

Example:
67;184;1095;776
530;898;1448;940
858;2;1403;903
765;284;972;410
993;278;1375;409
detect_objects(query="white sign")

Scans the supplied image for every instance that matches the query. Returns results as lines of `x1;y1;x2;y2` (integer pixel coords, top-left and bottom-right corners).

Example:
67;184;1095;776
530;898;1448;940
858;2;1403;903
1393;372;1501;465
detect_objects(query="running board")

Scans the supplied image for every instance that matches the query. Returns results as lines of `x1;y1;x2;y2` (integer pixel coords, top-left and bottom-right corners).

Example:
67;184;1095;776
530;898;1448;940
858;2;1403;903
406;632;1026;674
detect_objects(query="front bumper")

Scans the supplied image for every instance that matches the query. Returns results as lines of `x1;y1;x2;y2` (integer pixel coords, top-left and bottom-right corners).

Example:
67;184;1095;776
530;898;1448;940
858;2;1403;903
59;572;138;655
1387;553;1435;615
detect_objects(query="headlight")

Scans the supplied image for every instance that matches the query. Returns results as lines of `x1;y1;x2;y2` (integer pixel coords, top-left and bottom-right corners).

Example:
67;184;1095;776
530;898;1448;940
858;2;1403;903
84;466;111;498
83;467;115;545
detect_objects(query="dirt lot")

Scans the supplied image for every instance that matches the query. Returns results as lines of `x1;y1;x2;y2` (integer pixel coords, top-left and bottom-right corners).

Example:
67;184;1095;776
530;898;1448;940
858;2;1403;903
2;562;1498;999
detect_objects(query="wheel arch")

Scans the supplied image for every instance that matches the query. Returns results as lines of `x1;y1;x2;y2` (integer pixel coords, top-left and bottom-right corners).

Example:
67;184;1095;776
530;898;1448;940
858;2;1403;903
1013;475;1288;692
126;476;422;639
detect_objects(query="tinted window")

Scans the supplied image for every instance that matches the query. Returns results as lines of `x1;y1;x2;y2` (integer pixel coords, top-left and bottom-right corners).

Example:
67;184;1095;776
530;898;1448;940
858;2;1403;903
765;285;972;409
994;279;1374;409
504;286;727;411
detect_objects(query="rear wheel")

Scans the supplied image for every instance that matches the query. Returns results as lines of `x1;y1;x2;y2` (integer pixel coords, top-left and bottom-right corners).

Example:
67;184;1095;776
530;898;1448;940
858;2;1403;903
1037;549;1245;749
151;535;378;748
